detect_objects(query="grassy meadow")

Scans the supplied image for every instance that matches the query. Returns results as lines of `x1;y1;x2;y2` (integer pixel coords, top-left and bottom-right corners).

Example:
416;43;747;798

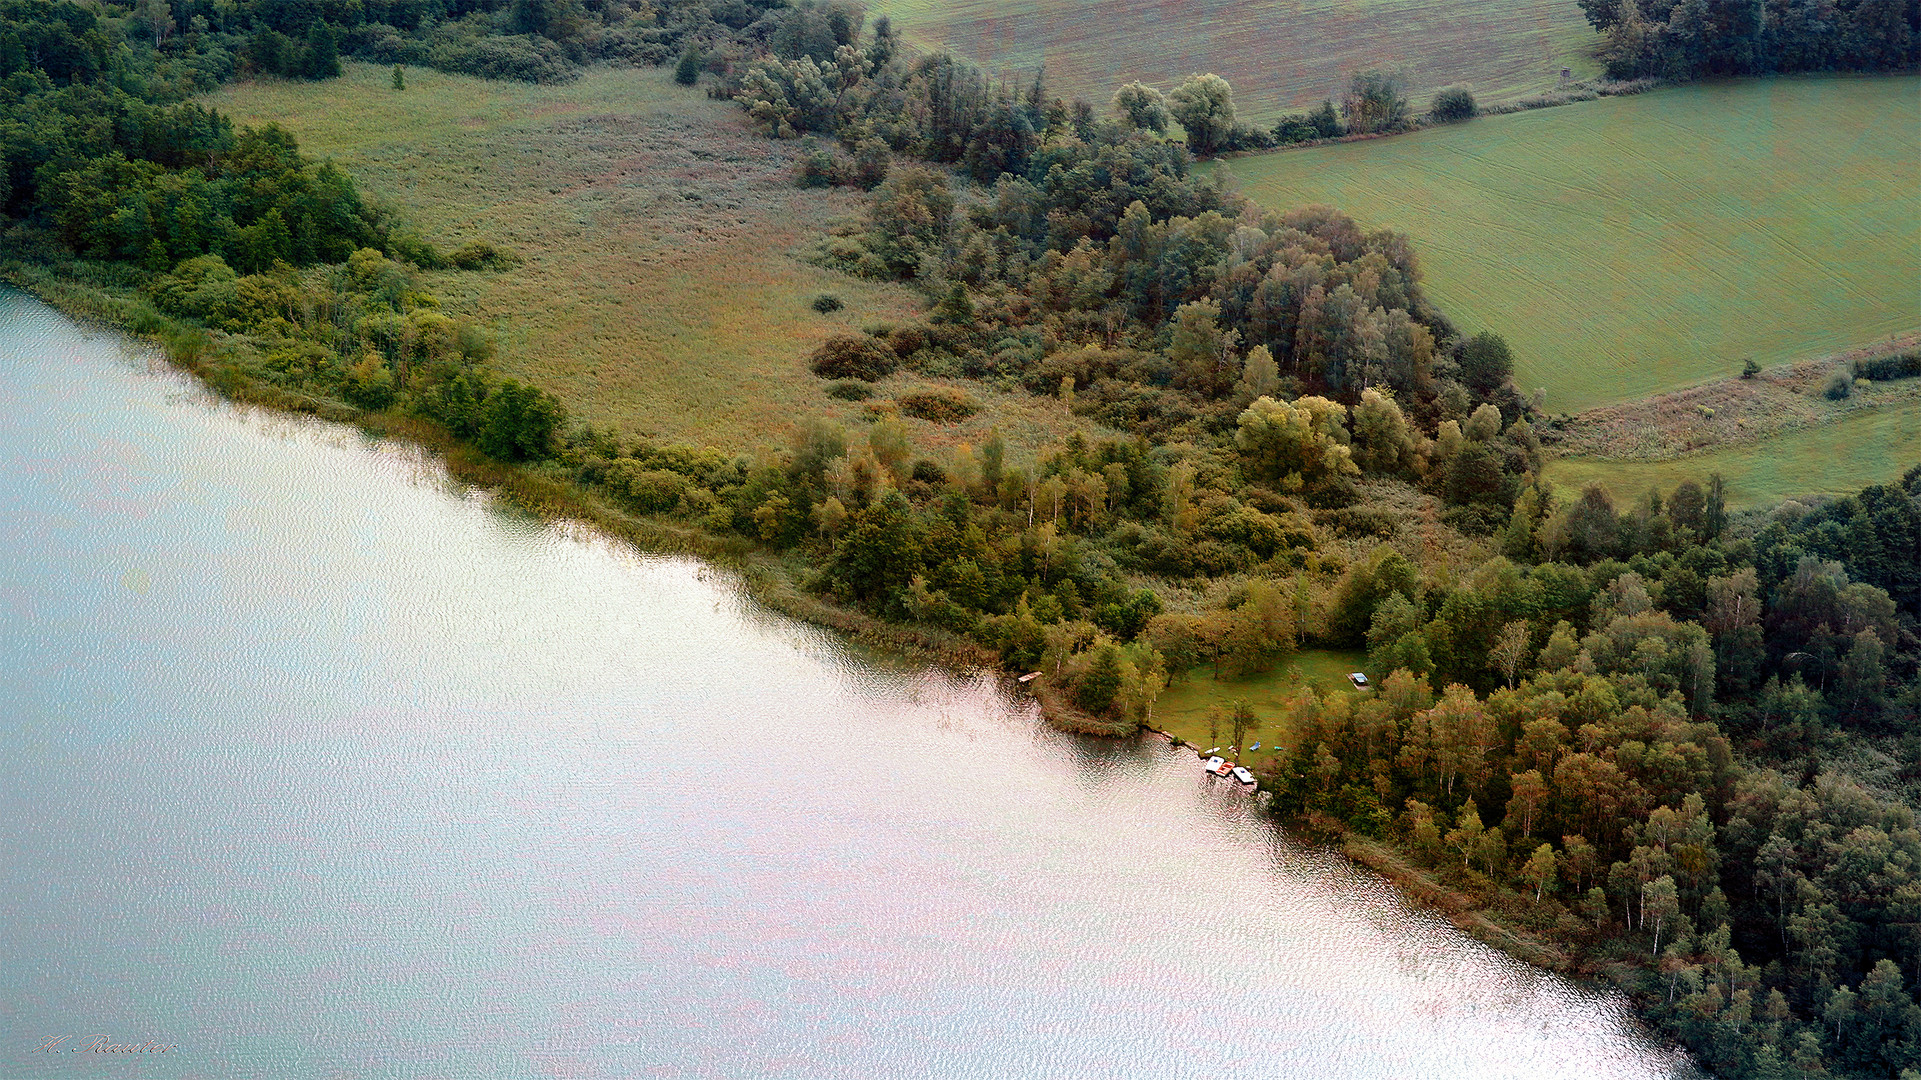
1151;649;1371;770
202;62;1093;458
1219;76;1921;414
869;0;1599;121
1546;396;1921;510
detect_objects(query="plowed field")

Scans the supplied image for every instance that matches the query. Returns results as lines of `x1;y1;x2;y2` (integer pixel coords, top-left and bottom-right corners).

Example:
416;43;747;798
871;0;1600;119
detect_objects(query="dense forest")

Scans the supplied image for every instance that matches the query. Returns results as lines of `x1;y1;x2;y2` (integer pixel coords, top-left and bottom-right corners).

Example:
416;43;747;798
1;5;1917;1078
1579;0;1919;79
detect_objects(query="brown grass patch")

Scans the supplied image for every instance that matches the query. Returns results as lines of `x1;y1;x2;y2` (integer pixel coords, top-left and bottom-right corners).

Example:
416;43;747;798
1551;333;1921;461
201;62;1098;462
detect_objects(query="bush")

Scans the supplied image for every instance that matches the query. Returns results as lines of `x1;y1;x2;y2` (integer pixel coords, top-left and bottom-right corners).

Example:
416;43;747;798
343;354;397;409
810;335;899;380
851;138;891;190
1822;368;1853;400
448;241;520;270
795;144;836;188
477;378;564;461
1343;69;1409;134
1854;350;1921;381
1430;86;1476;123
1072;647;1123;715
880;324;928;358
825;380;873;401
604;461;688;514
909;459;947;484
674;47;701;85
812;294;843;313
1458;332;1514;395
428;34;575;83
897;387;979;423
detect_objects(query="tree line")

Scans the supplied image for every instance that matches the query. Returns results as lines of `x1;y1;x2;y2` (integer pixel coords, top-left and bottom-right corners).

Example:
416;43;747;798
1580;0;1918;79
1257;468;1921;1079
0;2;559;470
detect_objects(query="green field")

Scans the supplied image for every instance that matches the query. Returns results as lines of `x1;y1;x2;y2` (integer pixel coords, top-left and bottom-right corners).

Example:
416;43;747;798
1152;649;1371;769
1546;396;1921;509
202;63;1092;458
1219;77;1921;414
870;0;1599;120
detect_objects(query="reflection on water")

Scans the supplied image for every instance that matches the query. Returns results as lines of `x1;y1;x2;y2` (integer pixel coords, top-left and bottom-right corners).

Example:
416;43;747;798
0;291;1700;1078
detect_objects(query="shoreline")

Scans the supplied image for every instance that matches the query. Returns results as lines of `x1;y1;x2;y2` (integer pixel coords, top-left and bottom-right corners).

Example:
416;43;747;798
0;264;1698;1069
0;265;1002;679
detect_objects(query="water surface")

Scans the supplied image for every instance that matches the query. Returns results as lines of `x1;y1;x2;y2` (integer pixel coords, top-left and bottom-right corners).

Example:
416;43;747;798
0;291;1699;1078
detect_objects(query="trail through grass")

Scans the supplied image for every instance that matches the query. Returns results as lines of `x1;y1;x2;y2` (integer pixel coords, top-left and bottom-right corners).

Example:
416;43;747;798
1546;396;1921;509
870;0;1599;121
203;63;1091;457
1220;76;1921;414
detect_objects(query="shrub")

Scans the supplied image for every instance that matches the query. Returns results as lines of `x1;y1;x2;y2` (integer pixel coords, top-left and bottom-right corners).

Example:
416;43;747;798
795;144;835;188
909;459;947;484
1343;69;1409;134
1458;332;1514;395
1822;368;1853;400
1071;646;1123;715
1430;86;1476;123
826;380;873;401
448;241;519;270
674;47;701;85
812;294;843;313
477;378;564;461
851;138;891;190
881;324;927;358
809;335;899;380
897;387;979;423
1854;350;1921;381
1321;506;1398;538
342;354;397;409
1741;358;1761;379
604;461;687;514
428;34;575;83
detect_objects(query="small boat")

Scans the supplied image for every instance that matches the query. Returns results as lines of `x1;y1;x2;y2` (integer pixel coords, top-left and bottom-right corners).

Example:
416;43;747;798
1231;766;1256;785
1205;756;1233;776
1017;671;1043;683
1348;672;1370;689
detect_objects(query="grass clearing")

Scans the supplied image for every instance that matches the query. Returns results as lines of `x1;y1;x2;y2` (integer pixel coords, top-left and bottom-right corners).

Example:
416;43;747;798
1545;396;1921;509
1218;76;1921;414
1151;649;1371;770
870;0;1600;121
202;62;1093;459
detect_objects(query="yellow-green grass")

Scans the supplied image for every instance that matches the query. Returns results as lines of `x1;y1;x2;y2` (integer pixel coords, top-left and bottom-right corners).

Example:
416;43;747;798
1546;396;1921;510
1218;76;1921;415
1153;649;1371;769
869;0;1600;122
202;62;1093;458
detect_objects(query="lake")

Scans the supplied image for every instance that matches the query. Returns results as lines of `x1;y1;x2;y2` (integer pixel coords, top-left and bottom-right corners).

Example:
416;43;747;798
0;289;1700;1078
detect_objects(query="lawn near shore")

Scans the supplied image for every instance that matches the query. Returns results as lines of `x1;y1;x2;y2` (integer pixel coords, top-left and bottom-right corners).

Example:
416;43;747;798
1219;76;1921;415
1150;649;1372;772
202;63;1093;459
